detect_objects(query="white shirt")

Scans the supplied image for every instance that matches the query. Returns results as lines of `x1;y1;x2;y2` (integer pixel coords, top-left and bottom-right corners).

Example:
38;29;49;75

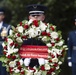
0;21;3;29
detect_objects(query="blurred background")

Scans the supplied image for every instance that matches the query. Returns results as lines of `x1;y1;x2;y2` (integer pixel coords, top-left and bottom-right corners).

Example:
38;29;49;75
0;0;76;75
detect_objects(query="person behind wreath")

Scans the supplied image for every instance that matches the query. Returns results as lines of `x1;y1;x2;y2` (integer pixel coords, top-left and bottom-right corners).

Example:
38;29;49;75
67;15;76;75
0;7;11;75
22;4;47;68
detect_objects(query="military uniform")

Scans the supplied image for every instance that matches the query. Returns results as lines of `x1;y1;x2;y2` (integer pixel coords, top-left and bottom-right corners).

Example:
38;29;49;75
0;8;11;75
67;16;76;75
23;4;47;67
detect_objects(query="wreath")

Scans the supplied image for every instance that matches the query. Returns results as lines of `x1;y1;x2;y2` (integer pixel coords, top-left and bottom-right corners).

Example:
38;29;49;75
0;19;67;75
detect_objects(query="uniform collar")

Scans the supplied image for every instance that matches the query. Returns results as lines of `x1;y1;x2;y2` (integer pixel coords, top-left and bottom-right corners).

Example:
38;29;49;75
0;21;3;29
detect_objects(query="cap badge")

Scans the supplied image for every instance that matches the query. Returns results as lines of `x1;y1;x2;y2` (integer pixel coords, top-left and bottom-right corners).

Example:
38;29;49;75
33;5;37;9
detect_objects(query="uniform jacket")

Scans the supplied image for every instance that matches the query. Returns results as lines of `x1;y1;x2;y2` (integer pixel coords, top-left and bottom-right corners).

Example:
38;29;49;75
67;30;76;63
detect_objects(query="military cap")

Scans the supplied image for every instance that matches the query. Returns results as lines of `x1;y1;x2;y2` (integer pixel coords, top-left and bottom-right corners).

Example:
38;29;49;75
0;7;5;14
26;4;47;15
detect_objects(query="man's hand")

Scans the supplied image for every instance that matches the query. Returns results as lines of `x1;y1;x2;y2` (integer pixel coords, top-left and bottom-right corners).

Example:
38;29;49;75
68;62;72;67
24;58;31;66
38;58;45;66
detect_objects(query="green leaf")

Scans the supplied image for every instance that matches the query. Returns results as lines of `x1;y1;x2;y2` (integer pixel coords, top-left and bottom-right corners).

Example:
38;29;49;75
12;26;15;30
41;71;47;75
0;57;9;63
13;73;20;75
10;73;20;75
0;57;5;62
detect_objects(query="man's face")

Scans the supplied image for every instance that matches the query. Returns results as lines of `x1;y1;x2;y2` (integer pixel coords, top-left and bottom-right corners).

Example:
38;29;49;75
75;21;76;26
0;14;5;22
29;14;45;21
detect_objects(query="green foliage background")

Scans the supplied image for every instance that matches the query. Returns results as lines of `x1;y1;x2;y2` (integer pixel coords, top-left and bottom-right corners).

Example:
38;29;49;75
0;0;75;75
0;0;76;40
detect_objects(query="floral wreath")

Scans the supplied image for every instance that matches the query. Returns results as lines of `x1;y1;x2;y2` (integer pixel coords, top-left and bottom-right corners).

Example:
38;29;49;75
0;19;67;75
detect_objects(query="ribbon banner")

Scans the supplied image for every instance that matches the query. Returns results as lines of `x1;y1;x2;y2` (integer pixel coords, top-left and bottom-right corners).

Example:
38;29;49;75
19;45;48;59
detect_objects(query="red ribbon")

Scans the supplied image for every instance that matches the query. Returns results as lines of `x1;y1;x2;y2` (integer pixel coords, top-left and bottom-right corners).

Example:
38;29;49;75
19;45;48;58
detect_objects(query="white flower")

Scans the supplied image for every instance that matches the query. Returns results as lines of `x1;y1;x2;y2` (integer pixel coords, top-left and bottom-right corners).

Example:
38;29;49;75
14;67;20;73
2;42;6;47
39;21;47;31
58;61;62;65
34;71;42;75
28;27;40;38
48;49;51;53
28;28;38;38
13;48;18;53
9;61;16;67
52;48;62;55
28;19;33;25
6;45;14;55
17;26;23;33
50;49;57;57
51;39;55;43
7;38;13;44
9;29;13;35
36;27;41;35
38;36;42;39
15;55;19;58
46;29;50;33
16;37;23;43
42;36;47;41
52;57;58;63
24;30;28;35
6;45;18;55
50;63;54;66
63;45;68;50
48;56;51;58
46;43;52;47
45;64;50;70
26;70;33;75
27;72;33;75
51;72;55;75
56;66;59;69
51;32;58;39
57;40;64;46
